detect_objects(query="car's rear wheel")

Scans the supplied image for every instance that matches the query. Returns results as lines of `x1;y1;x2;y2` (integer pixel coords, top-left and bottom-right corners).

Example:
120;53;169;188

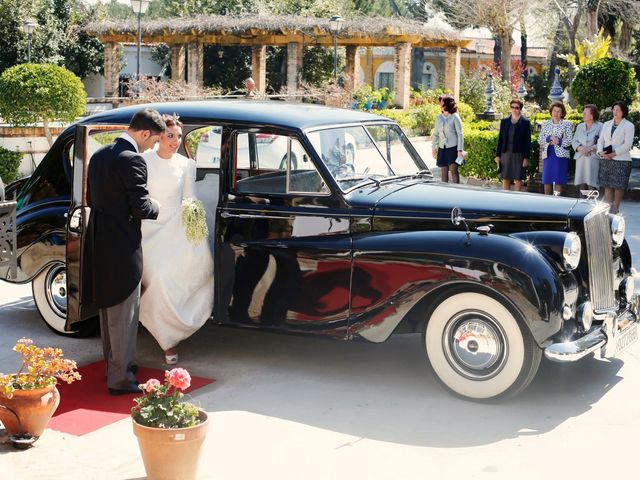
424;291;541;401
32;263;95;337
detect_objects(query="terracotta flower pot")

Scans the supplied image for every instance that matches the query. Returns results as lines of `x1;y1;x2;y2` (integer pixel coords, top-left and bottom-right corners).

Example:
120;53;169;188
0;384;60;439
132;410;209;480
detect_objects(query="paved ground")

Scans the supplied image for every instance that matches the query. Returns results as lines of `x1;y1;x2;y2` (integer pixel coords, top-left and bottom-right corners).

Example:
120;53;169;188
2;143;640;479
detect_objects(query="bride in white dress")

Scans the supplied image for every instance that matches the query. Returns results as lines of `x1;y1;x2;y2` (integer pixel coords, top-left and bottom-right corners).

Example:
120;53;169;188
140;115;214;364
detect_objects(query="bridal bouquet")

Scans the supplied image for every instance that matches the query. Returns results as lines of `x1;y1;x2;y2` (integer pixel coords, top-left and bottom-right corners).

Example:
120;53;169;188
181;198;208;245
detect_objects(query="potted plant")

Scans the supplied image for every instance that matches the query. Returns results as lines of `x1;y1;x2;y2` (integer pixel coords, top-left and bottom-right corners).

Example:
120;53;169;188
0;338;81;447
353;84;374;111
132;368;209;480
377;87;394;109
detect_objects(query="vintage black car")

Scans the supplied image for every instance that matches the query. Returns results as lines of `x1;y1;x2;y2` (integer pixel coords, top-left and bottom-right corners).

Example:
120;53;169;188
1;101;638;401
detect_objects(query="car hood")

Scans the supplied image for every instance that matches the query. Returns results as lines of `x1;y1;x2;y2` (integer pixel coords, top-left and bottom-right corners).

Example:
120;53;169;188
353;181;580;224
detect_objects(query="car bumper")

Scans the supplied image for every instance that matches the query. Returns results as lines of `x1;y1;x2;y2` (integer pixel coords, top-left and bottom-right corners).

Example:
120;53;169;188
544;294;639;362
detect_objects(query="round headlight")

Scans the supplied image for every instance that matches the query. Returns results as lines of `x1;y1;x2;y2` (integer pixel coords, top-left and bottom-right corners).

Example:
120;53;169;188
562;233;581;270
611;215;625;247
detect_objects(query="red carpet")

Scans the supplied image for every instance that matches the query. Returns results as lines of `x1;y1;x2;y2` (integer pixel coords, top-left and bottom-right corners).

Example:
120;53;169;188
48;361;214;436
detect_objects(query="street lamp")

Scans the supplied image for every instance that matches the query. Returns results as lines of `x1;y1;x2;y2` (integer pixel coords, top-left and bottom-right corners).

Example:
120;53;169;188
22;19;37;63
130;0;150;96
328;15;344;83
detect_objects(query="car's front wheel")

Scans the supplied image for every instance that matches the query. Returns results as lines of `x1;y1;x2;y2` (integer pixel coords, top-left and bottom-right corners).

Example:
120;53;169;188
425;291;541;401
32;263;95;337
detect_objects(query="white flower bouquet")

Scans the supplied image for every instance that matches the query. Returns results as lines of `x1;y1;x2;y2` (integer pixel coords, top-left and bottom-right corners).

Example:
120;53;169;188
181;198;208;245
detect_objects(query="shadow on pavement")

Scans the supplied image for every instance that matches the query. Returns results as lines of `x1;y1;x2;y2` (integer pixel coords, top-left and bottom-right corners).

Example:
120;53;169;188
0;286;630;452
164;323;624;449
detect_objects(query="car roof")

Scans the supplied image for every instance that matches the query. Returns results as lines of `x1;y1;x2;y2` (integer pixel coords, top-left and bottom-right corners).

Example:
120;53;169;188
81;100;389;130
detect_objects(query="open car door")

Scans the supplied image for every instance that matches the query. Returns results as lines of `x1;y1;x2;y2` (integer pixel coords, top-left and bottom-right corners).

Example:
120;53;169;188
65;124;127;332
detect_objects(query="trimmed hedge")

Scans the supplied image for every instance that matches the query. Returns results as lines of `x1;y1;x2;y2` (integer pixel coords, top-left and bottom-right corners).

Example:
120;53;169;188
459;130;539;181
414;104;441;136
0;146;22;184
376;108;417;132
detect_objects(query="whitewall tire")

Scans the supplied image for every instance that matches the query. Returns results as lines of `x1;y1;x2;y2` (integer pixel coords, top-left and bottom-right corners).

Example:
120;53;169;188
425;291;541;401
32;263;75;335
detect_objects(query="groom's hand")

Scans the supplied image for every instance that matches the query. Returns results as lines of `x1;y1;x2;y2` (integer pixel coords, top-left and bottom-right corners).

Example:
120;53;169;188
149;197;161;211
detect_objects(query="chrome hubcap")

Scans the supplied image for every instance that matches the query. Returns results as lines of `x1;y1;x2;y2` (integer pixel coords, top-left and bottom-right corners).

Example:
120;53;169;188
443;311;507;379
45;266;67;317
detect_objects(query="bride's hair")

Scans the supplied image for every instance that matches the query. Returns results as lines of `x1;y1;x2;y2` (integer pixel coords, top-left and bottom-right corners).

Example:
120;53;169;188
162;113;183;129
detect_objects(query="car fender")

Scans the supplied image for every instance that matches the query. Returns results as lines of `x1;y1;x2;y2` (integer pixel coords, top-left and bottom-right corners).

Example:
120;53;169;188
350;230;568;346
6;203;68;283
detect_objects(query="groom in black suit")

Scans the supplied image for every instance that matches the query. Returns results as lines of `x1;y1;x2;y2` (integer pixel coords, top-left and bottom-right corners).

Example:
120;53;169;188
86;108;166;394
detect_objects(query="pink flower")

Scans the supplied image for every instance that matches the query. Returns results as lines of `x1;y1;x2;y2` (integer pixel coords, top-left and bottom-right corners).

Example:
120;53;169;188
165;368;191;391
143;378;161;393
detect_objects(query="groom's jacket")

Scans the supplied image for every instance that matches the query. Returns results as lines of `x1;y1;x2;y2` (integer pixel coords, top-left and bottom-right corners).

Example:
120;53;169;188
85;137;159;308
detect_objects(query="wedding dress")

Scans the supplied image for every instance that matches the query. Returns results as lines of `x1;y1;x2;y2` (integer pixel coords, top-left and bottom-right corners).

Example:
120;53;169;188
139;151;214;350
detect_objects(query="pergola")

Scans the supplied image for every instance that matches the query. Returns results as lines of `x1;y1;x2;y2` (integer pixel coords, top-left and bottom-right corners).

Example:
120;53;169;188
87;15;470;107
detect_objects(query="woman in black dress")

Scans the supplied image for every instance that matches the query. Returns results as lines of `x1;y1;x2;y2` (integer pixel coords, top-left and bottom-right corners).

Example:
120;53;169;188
495;99;531;191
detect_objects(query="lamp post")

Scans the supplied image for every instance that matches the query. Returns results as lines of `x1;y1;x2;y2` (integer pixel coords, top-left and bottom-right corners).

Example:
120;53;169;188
328;15;344;83
130;0;150;96
22;19;37;63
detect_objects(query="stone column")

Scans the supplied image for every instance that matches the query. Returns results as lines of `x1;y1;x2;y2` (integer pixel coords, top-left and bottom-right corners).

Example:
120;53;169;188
365;47;374;84
345;45;360;92
103;42;121;97
170;44;186;82
251;45;267;94
393;42;412;108
287;42;301;94
444;46;461;100
187;42;204;88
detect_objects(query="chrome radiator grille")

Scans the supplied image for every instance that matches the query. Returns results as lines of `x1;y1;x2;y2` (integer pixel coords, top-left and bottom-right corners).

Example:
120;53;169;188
583;207;616;311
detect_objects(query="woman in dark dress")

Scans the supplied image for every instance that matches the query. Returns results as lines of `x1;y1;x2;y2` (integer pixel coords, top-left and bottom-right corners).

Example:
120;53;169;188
495;99;531;191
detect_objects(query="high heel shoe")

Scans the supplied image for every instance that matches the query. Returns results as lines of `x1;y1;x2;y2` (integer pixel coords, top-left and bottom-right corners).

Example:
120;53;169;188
165;353;179;365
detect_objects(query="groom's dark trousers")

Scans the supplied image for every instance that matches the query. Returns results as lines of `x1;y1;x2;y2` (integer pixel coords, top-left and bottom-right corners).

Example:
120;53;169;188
85;137;158;390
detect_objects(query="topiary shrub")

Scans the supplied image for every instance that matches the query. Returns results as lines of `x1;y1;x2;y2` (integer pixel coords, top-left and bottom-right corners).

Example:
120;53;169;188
0;146;23;184
571;58;637;110
0;64;86;146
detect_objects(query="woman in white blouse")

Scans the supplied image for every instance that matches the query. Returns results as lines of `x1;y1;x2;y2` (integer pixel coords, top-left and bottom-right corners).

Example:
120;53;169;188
597;101;635;214
572;104;603;191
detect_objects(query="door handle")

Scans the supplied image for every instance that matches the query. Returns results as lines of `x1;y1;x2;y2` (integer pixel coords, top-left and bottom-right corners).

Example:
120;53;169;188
68;208;83;233
221;211;289;220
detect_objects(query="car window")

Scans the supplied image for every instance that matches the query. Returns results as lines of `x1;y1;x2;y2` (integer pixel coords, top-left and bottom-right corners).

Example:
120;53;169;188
365;125;423;175
86;130;127;161
234;132;328;195
308;125;393;190
187;126;222;168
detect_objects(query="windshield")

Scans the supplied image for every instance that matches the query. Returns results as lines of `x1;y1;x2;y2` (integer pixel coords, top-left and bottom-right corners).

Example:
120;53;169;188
307;124;428;190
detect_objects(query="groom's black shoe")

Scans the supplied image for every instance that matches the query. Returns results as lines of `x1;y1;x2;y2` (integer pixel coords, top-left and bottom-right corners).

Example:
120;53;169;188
108;382;141;396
